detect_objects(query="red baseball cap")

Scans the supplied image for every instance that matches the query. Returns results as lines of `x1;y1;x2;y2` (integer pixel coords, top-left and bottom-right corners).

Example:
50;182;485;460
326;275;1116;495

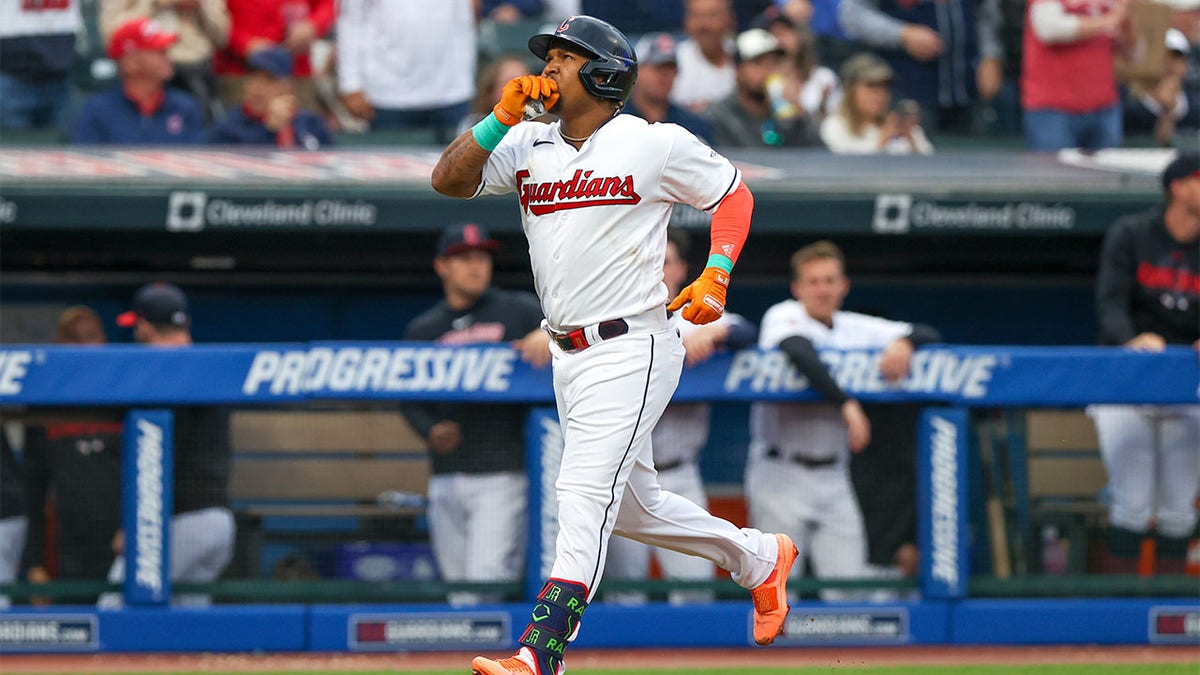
108;17;178;60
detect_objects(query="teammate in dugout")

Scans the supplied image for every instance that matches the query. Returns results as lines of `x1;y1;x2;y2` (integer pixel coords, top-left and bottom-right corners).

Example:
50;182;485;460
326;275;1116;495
1087;152;1200;573
747;240;940;599
23;306;123;605
400;222;551;604
102;283;235;607
432;15;798;675
604;227;757;604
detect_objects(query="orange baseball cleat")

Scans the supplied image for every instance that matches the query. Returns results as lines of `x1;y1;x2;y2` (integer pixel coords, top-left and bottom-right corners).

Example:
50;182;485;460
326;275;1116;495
750;533;798;645
472;647;561;675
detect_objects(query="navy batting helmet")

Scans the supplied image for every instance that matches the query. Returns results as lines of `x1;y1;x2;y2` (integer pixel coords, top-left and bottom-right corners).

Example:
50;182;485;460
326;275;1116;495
528;15;638;105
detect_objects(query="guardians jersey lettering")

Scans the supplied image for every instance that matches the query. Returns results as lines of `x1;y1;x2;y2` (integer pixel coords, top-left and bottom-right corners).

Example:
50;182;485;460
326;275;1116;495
517;169;642;215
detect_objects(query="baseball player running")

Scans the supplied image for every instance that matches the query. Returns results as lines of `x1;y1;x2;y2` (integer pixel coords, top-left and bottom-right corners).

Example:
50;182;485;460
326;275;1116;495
432;15;797;675
605;227;758;604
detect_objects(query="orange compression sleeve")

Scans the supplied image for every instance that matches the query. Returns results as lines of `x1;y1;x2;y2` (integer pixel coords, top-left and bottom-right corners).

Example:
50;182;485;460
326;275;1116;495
707;180;753;268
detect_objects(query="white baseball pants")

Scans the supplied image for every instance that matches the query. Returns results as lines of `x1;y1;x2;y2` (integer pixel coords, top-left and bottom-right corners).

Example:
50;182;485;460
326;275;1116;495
549;321;778;602
108;506;236;601
0;516;27;583
427;470;527;583
745;448;869;590
1089;404;1200;537
605;461;716;584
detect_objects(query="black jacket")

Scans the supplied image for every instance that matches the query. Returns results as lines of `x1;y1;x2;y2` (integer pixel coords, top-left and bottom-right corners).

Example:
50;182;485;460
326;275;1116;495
400;288;544;475
1097;206;1200;346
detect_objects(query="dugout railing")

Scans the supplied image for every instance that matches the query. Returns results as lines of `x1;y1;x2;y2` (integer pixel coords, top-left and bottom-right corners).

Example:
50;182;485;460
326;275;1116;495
0;343;1196;651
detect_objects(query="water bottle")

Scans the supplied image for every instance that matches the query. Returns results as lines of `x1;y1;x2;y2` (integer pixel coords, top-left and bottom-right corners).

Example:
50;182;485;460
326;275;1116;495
766;74;799;121
1041;524;1068;575
376;490;426;510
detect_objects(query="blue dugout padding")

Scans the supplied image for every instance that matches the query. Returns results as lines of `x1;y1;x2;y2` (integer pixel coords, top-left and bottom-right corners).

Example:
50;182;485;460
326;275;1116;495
951;599;1200;645
0;605;308;652
918;408;970;599
1;344;1196;652
121;410;173;606
3;600;1194;651
0;344;1195;406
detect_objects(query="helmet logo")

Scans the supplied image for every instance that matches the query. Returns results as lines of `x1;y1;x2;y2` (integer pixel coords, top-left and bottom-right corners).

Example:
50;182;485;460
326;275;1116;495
558;17;573;33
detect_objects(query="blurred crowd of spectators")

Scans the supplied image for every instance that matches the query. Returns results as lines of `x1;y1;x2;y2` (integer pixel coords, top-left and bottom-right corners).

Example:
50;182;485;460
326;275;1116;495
1;0;1197;152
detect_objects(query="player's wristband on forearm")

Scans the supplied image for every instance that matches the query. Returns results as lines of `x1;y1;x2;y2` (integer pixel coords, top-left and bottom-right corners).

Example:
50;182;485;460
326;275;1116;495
471;112;510;152
706;253;733;273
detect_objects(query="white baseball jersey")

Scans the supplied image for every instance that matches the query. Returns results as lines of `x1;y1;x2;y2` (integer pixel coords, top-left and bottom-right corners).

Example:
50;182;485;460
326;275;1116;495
474;115;740;330
751;300;912;459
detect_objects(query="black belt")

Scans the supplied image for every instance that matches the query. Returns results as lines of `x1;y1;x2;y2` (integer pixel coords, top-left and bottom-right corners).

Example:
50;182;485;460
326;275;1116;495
765;446;838;468
655;459;687;472
547;318;629;353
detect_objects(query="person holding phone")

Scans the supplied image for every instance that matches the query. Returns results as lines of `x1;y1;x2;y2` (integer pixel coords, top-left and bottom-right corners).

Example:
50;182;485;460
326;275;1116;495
819;52;934;155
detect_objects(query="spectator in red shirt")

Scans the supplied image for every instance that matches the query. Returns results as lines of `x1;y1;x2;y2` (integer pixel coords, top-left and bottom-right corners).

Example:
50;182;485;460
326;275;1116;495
1022;0;1132;151
214;0;334;111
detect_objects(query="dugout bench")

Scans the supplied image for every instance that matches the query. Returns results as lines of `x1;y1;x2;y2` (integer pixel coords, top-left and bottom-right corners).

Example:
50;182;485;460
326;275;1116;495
226;407;431;580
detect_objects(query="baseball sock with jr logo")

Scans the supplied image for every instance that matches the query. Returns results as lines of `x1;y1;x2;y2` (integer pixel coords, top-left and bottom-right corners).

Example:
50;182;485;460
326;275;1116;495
518;579;588;673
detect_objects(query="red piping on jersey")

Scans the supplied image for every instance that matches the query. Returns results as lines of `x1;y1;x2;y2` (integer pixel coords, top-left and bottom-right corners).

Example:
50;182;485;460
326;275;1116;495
709;180;753;266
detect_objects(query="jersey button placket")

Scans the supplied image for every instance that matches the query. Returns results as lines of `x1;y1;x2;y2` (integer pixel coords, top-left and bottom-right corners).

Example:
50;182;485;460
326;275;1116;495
550;210;568;305
553;213;563;262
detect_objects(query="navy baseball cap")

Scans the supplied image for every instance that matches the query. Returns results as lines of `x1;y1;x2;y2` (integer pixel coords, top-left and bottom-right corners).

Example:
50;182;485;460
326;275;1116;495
1162;152;1200;192
117;282;190;328
436;223;501;258
634;32;678;66
246;46;293;78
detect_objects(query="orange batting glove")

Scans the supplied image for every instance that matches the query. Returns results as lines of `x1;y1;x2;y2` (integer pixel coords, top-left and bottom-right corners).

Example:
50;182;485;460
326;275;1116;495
667;267;729;325
493;75;559;126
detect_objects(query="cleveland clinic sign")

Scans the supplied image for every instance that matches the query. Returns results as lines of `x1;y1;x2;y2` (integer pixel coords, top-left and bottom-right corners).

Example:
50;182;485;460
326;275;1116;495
873;194;1076;234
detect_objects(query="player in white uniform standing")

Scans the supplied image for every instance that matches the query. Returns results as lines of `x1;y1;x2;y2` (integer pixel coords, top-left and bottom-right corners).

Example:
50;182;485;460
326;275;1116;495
605;227;758;604
432;16;797;675
747;241;939;597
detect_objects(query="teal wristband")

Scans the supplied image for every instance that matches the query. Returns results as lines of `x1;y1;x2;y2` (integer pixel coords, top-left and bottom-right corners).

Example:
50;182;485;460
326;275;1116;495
706;253;734;273
471;112;510;152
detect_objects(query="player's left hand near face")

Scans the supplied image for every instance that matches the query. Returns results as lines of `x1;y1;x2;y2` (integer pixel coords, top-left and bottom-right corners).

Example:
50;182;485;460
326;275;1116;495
668;267;730;325
494;75;559;126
